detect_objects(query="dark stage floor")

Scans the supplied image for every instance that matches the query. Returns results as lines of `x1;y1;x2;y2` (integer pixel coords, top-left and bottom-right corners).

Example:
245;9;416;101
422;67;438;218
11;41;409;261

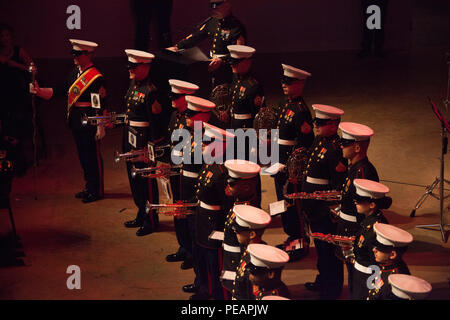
1;44;450;300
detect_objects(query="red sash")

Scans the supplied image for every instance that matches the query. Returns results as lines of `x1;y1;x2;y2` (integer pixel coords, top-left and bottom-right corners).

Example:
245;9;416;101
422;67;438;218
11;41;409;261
67;67;102;114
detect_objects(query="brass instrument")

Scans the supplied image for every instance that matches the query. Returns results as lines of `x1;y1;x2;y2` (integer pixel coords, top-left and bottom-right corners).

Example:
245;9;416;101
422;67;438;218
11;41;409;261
114;142;170;164
131;163;182;179
114;148;147;163
147;142;170;163
284;190;342;202
145;201;198;217
82;112;127;126
210;83;231;125
253;106;277;137
309;232;355;247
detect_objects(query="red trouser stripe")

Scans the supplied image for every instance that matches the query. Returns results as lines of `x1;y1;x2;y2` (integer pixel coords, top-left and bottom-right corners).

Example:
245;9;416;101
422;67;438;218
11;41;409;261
217;247;228;299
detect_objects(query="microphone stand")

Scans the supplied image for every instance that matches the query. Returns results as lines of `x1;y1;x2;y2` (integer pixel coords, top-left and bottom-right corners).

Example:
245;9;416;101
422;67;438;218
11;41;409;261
28;62;38;200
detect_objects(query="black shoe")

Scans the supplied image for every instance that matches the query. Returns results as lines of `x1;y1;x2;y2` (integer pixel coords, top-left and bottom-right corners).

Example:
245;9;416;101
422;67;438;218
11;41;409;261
305;282;321;292
189;293;209;300
75;190;88;199
124;219;143;228
182;283;198;293
180;258;194;270
82;193;102;203
166;252;186;262
136;226;154;236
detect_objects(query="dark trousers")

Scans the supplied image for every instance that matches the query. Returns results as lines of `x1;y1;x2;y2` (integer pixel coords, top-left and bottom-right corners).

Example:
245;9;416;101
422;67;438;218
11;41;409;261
131;0;173;50
351;267;371;300
72;127;104;197
193;243;225;300
274;172;302;239
361;0;388;53
126;161;159;230
304;200;343;299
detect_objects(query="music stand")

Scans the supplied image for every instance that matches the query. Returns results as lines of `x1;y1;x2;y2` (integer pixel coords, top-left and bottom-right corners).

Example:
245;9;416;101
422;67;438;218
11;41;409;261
410;97;450;242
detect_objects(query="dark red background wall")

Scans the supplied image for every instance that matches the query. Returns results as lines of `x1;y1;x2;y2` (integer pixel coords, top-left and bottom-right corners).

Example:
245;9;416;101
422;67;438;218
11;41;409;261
0;0;412;59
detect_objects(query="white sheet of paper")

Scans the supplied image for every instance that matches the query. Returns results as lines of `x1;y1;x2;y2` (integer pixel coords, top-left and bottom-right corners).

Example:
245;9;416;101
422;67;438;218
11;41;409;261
221;270;236;281
160;177;172;201
269;200;288;216
261;163;286;175
209;231;224;241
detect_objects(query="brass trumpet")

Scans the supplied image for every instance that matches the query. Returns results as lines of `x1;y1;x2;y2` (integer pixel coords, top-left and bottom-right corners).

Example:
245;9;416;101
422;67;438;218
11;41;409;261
309;232;355;247
114;148;147;163
147;142;170;163
284;190;342;201
145;201;198;217
131;163;182;178
82;112;127;126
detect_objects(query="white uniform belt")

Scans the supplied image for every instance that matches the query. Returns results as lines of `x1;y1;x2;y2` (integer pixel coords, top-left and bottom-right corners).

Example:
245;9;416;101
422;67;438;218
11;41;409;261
74;102;91;107
306;176;330;185
233;113;252;120
354;260;373;274
182;170;199;178
172;150;183;157
277;138;296;146
199;201;221;211
223;243;241;253
339;210;357;223
129;121;150;127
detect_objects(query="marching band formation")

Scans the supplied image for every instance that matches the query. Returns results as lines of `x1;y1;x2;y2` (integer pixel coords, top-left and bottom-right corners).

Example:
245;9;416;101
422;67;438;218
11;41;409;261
27;0;433;301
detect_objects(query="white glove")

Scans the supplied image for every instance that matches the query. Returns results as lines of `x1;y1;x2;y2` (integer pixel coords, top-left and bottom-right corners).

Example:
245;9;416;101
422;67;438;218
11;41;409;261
95;125;106;140
30;81;53;100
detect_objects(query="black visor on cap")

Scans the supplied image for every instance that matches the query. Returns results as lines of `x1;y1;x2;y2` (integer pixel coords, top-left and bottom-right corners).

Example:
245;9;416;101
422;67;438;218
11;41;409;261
373;240;394;253
281;75;299;85
169;91;185;101
184;108;208;118
227;177;241;186
247;262;270;274
71;49;88;57
229;57;245;66
312;117;335;127
352;192;373;204
127;61;145;69
231;219;250;233
340;137;356;147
